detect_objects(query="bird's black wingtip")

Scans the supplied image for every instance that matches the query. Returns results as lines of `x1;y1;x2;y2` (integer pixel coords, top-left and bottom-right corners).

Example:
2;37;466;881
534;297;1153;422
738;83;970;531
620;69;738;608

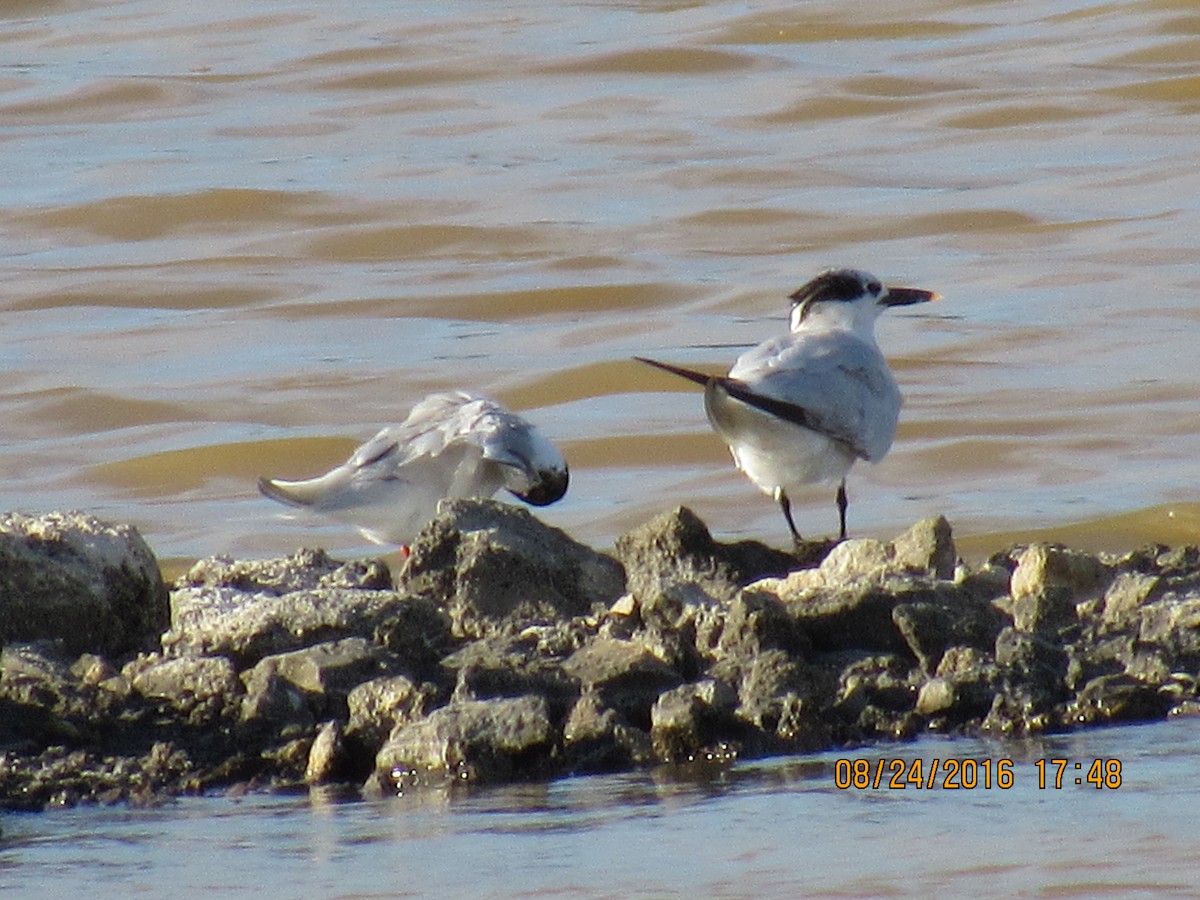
257;476;304;508
633;356;715;388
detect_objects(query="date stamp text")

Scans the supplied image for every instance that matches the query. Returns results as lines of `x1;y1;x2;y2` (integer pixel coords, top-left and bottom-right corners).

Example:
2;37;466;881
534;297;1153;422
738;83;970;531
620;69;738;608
833;757;1123;790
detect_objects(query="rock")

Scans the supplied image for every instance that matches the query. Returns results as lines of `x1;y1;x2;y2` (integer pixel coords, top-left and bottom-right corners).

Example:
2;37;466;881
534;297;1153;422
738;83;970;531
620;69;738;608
615;506;793;603
561;637;682;726
1064;634;1133;692
1134;597;1200;673
834;654;922;724
891;516;957;579
754;518;957;598
609;594;638;617
995;627;1068;691
368;599;455;679
927;646;1000;722
891;587;1007;674
239;638;406;721
561;691;654;773
981;626;1073;735
126;654;242;720
346;675;438;752
403;499;625;638
0;642;142;751
787;583;912;656
0;740;194;811
715;590;808;661
1065;674;1174;726
13;504;1200;808
717;649;829;750
915;678;956;716
374;695;555;788
916;647;1000;724
815;539;894;585
1010;589;1075;635
71;654;121;688
0;512;168;657
443;633;579;718
1099;572;1162;632
305;720;353;785
164;585;443;669
649;679;739;762
179;548;392;594
239;665;313;733
1009;544;1112;632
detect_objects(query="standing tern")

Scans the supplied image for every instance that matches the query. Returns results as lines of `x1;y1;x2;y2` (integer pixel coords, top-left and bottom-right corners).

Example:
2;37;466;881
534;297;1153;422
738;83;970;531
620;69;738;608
258;390;569;547
637;267;937;546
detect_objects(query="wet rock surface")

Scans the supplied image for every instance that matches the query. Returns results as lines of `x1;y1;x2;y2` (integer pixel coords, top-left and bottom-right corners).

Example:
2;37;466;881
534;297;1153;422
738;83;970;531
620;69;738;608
4;502;1200;809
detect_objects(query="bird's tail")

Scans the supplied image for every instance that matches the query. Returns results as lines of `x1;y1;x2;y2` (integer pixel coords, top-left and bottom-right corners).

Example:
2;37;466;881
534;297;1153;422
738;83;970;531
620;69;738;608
257;476;318;508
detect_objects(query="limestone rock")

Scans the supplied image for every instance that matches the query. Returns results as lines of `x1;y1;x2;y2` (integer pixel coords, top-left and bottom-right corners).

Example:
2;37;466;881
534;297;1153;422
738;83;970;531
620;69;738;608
891;586;1007;673
126;654;242;720
240;637;406;721
561;691;654;773
615;506;793;603
180;548;392;594
1065;674;1173;726
891;516;957;579
787;584;912;655
0;512;168;657
346;675;438;752
305;720;354;786
404;499;624;638
561;637;682;725
164;586;442;668
649;679;738;762
1099;572;1162;632
443;634;578;718
374;694;555;787
1009;544;1112;632
10;505;1200;808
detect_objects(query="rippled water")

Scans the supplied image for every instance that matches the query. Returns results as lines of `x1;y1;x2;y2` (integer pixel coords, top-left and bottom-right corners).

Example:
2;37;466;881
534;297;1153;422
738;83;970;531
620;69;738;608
4;718;1200;898
2;0;1199;568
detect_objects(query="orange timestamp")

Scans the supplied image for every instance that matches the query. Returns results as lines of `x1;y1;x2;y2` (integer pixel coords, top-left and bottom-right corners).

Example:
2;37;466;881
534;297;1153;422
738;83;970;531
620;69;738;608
833;757;1124;790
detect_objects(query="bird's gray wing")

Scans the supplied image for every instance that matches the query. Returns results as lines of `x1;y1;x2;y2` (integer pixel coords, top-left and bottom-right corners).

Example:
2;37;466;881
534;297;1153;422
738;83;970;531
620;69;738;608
726;332;901;461
639;353;872;458
345;391;488;476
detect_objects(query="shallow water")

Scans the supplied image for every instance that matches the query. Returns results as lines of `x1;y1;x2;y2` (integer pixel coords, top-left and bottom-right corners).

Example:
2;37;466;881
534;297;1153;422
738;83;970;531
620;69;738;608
4;718;1200;898
2;0;1199;567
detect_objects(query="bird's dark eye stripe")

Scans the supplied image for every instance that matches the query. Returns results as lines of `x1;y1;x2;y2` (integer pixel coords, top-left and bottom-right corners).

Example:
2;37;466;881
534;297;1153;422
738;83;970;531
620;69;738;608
867;280;882;295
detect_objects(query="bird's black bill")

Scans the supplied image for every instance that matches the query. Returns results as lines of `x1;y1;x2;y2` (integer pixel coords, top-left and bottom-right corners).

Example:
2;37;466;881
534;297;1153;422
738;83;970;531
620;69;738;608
512;468;569;506
880;286;939;307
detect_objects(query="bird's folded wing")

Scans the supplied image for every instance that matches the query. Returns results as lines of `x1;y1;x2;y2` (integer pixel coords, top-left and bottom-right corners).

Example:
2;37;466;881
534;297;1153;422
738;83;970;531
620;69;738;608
347;430;403;472
348;410;480;475
636;355;868;459
707;378;868;459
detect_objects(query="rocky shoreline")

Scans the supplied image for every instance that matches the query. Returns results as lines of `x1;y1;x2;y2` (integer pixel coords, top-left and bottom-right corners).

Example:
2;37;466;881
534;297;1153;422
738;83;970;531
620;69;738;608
1;502;1198;810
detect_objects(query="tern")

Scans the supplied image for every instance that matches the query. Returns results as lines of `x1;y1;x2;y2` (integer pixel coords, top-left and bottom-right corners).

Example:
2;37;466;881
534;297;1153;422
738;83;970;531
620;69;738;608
258;390;569;547
637;267;937;546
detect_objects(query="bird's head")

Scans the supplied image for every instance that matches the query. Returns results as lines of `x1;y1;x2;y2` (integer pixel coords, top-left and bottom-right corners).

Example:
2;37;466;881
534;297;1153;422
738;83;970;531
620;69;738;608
487;424;570;507
788;268;938;334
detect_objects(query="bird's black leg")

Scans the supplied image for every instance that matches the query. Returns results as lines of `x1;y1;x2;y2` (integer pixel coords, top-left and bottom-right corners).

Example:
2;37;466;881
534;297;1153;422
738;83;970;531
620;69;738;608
835;479;848;541
778;489;803;547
